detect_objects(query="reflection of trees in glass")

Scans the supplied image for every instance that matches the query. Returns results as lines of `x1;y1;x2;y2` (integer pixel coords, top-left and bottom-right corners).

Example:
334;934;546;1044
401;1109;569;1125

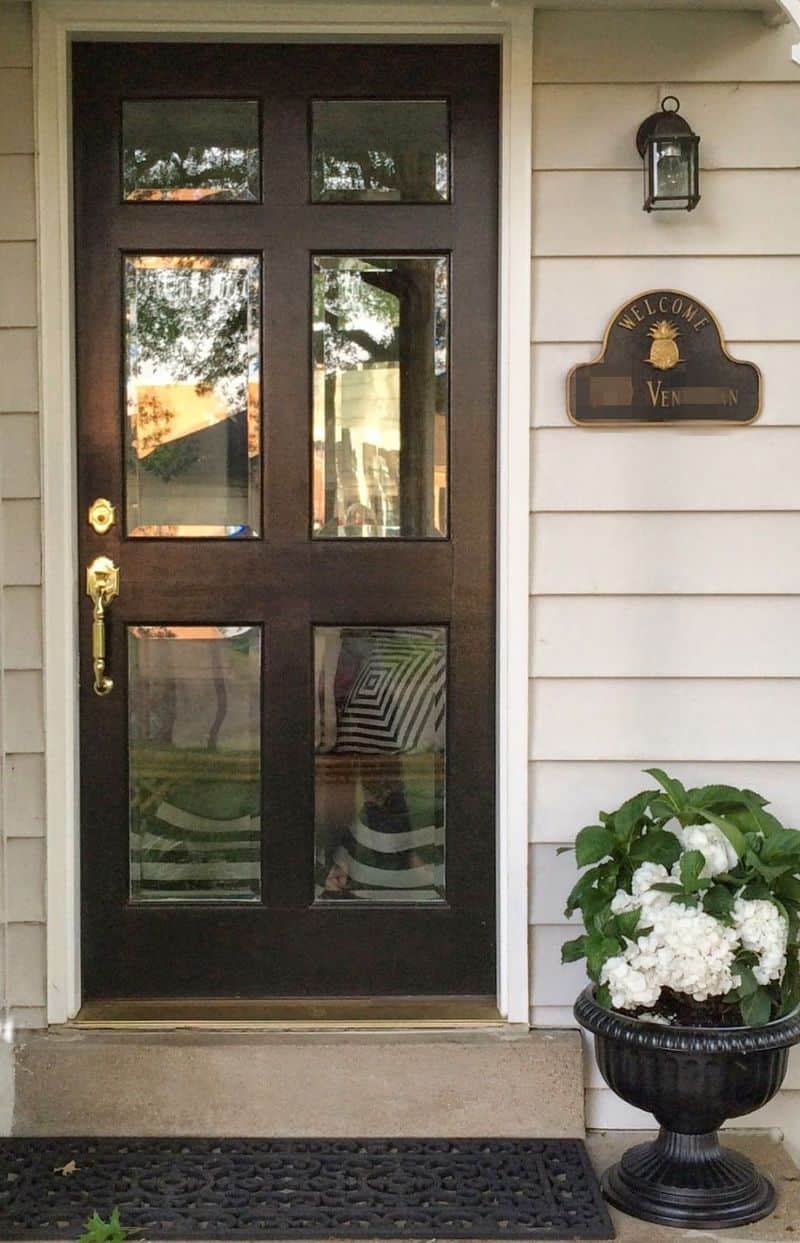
312;101;448;201
123;101;259;200
126;257;259;482
313;257;448;537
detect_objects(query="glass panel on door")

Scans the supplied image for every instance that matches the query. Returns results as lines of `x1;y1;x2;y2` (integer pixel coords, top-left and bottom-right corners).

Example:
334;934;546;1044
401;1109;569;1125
122;100;260;202
312;255;449;538
124;254;261;538
128;625;262;902
311;100;449;203
314;626;446;903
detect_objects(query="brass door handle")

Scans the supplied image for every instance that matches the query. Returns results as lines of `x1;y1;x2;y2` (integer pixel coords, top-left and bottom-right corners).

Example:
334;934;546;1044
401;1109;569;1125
86;556;120;695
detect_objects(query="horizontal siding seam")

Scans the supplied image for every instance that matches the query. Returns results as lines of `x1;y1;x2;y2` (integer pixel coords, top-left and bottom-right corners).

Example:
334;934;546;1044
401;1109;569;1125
531;426;800;435
532;254;800;262
532;167;800;175
530;510;800;517
530;675;800;683
532;80;800;87
532;340;800;346
529;593;800;600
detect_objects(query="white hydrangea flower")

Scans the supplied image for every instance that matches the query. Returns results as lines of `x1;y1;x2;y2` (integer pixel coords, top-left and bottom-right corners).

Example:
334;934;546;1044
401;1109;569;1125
664;819;738;878
631;904;739;1002
732;897;788;987
602;863;740;1010
682;824;739;878
600;956;662;1010
610;862;672;918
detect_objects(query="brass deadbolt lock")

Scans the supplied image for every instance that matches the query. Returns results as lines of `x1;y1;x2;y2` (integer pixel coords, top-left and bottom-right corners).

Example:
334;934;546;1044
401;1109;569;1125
88;497;116;535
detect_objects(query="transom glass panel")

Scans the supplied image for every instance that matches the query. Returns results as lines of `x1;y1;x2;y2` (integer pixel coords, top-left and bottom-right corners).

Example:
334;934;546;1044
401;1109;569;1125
122;100;260;202
312;255;449;539
311;100;449;203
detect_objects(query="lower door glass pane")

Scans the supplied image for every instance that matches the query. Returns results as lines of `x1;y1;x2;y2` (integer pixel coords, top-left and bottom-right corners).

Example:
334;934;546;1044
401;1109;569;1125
128;625;262;901
314;626;446;902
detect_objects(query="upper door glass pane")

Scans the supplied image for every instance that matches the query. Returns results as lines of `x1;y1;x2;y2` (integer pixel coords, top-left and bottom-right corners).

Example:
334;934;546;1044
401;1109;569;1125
313;255;448;539
125;254;261;538
311;100;449;203
122;100;260;202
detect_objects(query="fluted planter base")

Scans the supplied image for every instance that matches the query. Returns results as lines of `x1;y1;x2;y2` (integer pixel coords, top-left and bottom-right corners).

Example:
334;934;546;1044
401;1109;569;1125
602;1128;776;1229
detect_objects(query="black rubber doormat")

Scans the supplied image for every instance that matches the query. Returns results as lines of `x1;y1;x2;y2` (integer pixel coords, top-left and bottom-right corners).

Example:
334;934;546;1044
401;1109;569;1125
0;1138;614;1240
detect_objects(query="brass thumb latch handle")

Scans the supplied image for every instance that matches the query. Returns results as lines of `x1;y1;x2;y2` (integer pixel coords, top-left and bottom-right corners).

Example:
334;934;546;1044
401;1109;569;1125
86;556;120;696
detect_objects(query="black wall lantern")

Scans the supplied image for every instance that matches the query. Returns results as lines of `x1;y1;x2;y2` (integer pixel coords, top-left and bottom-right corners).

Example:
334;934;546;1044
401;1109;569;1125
636;96;700;213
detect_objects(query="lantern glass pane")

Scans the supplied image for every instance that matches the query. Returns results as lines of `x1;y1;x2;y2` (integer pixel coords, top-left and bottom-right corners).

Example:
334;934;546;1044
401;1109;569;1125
653;137;692;208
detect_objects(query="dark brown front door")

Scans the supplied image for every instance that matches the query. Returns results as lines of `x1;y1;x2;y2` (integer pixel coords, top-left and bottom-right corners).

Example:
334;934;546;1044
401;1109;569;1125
73;41;498;1000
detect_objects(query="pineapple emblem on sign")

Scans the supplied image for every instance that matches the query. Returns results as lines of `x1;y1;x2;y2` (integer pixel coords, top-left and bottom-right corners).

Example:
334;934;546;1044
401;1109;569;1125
647;320;681;371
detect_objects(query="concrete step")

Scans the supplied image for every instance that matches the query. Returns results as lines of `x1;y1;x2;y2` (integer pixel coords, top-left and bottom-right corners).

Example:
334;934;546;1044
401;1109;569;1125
9;1027;584;1137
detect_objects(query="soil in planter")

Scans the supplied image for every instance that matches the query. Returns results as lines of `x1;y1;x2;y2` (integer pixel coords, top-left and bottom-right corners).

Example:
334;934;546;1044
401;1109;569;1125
628;989;744;1028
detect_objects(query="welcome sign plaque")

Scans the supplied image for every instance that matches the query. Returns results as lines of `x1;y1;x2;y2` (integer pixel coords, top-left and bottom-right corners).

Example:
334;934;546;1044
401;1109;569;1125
568;291;761;425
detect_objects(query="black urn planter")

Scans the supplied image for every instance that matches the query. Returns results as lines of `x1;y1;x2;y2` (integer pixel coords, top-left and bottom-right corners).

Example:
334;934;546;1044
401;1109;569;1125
575;986;800;1229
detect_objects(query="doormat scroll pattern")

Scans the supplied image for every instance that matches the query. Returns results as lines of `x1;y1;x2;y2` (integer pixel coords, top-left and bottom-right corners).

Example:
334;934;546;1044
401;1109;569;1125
0;1137;614;1240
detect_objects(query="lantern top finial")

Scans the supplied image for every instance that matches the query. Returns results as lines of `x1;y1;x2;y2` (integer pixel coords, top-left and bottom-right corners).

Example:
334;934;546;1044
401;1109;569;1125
636;96;696;157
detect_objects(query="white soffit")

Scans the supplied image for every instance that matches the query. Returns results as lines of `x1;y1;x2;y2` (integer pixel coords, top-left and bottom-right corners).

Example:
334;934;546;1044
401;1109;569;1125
529;0;799;62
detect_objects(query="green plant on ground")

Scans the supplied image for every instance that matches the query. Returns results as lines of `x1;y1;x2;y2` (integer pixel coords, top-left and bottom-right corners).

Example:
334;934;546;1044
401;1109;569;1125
78;1209;134;1243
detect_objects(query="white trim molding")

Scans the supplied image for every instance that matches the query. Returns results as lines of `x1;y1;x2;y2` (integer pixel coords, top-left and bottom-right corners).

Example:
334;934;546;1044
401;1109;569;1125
34;0;534;1025
774;0;800;59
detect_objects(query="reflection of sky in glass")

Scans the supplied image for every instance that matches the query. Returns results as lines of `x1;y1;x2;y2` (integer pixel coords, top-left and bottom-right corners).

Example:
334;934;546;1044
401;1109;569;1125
313;257;448;377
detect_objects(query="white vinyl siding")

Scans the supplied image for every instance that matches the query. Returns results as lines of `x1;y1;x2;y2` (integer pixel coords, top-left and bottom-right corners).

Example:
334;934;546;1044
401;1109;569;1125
529;8;800;1137
0;1;46;1029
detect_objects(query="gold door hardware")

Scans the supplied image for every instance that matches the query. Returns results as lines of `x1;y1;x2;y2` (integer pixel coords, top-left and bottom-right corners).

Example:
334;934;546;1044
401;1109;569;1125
86;555;120;696
88;497;116;535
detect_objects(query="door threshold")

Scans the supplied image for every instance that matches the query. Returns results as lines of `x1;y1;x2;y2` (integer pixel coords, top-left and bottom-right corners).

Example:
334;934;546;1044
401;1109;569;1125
72;996;505;1031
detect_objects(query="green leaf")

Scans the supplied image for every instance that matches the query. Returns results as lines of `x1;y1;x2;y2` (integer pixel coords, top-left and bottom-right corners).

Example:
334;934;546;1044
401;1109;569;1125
779;948;800;1016
614;909;641;941
629;829;683;868
614;790;657;842
736;966;759;997
586;934;622;982
730;805;785;838
561;935;588;964
575;825;616;868
740;988;773;1027
647;797;677;822
565;864;609;917
680;849;707;893
761;828;800;865
691;809;747;859
78;1210;132;1243
688;784;755;809
651;882;683;893
776;874;800;903
555;845;574;856
643;768;687;815
580;887;613;922
595;982;612;1009
741;880;771;901
746;849;794;883
703;884;735;919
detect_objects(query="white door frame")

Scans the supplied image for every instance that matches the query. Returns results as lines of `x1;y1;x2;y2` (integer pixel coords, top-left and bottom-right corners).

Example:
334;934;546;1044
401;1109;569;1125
34;0;533;1025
